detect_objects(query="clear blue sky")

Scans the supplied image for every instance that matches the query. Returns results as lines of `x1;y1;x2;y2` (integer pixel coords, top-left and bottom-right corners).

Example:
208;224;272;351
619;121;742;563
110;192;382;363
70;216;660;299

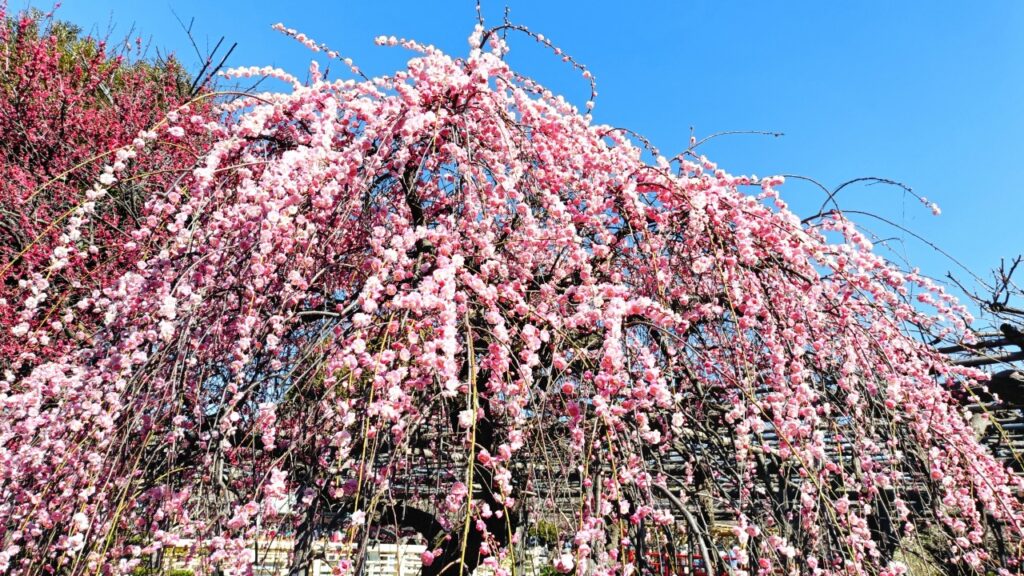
37;1;1024;313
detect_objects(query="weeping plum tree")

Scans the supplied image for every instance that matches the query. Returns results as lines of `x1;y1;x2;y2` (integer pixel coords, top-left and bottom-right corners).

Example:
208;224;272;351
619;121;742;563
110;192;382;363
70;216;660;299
1;16;1023;576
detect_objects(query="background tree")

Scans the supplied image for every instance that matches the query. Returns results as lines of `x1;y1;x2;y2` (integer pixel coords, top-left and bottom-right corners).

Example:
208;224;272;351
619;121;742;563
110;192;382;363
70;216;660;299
0;8;217;371
942;257;1024;485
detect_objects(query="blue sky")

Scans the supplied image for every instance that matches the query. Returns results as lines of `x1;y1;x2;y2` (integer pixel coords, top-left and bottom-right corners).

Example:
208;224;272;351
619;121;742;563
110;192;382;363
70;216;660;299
39;1;1024;316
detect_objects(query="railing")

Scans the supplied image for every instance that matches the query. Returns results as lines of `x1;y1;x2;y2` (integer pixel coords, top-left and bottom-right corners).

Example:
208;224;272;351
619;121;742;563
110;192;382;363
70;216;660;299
163;541;518;575
313;543;427;576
